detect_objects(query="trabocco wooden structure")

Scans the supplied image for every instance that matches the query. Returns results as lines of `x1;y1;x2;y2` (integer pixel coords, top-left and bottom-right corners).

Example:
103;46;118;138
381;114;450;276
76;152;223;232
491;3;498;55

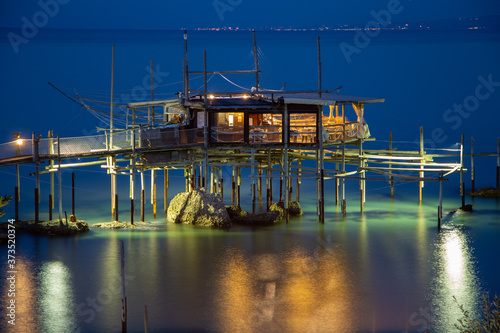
1;31;497;226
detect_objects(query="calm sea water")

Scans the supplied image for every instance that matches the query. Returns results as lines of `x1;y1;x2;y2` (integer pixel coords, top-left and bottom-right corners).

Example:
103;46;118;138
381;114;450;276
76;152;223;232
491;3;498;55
1;29;500;332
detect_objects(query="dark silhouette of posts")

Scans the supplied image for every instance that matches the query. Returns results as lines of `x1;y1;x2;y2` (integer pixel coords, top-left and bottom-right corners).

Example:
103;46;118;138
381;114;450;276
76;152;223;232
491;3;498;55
72;173;76;217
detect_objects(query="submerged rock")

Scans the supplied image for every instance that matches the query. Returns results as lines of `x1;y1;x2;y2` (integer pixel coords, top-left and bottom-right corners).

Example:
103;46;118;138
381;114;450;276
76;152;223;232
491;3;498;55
226;205;248;220
232;211;281;226
289;201;303;216
93;221;153;229
167;188;231;228
269;202;285;220
459;204;473;212
469;187;500;198
269;201;303;218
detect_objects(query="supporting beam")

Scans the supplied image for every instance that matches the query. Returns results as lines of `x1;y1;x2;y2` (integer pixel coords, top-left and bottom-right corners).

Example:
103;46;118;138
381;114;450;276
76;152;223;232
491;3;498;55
497;137;499;189
151;170;156;218
232;166;236;206
72;172;76;217
471;136;474;192
341;106;346;216
57;135;63;223
296;152;301;202
460;134;464;208
253;30;260;91
419;127;424;205
389;132;394;198
164;169;168;216
141;170;145;222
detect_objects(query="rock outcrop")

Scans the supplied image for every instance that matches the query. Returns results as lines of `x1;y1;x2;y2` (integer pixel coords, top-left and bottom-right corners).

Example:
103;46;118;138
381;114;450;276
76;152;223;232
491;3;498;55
226;205;248;220
288;201;303;216
0;220;90;236
269;201;303;218
469;187;500;198
167;188;231;228
269;202;285;220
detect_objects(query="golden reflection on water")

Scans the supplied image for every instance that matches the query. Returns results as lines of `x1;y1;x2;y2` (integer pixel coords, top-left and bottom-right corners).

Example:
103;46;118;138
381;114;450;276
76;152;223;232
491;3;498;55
2;258;37;333
431;224;482;331
39;261;77;332
215;245;357;332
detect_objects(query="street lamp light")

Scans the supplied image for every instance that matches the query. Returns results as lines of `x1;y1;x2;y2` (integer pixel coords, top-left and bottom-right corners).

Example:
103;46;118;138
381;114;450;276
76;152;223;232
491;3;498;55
12;132;22;156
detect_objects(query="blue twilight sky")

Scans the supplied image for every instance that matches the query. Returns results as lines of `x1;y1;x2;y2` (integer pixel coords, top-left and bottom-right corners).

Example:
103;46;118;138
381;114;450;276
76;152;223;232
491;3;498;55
1;0;499;30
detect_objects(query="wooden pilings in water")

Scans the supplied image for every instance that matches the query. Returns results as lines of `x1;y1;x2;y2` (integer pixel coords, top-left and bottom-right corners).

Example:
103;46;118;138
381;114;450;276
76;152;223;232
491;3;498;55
497;137;499;189
419;127;424;205
471;136;475;192
460;134;465;208
296;154;301;202
389;132;394;198
141;171;145;222
231;166;235;205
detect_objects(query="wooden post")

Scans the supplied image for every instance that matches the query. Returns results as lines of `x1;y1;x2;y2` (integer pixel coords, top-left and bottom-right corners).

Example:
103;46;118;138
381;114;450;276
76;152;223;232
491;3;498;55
220;167;224;198
115;194;119;221
253;30;260;91
237;166;241;206
317;36;322;98
497;138;499;189
203;50;210;192
296;153;301;202
111;156;117;221
419;127;424;205
198;164;202;188
389;132;394;198
438;172;443;232
232;166;235;206
258;163;262;210
251;149;256;214
460;134;465;208
150;59;155;128
151;170;156;218
212;165;216;194
359;141;364;214
471;136;475;192
335;163;338;206
72;172;76;217
318;104;325;223
48;194;52;221
49;131;54;211
57;135;63;223
270;164;273;206
120;240;127;333
191;165;196;192
14;186;19;221
131;130;136;225
284;105;289;223
34;188;39;223
341;106;346;216
279;169;283;202
34;132;41;223
141;170;145;222
320;169;325;223
110;45;115;150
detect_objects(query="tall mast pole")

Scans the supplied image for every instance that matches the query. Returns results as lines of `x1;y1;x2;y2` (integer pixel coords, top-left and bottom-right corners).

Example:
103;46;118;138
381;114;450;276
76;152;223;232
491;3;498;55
184;30;189;98
253;30;260;92
111;45;115;148
317;36;322;98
